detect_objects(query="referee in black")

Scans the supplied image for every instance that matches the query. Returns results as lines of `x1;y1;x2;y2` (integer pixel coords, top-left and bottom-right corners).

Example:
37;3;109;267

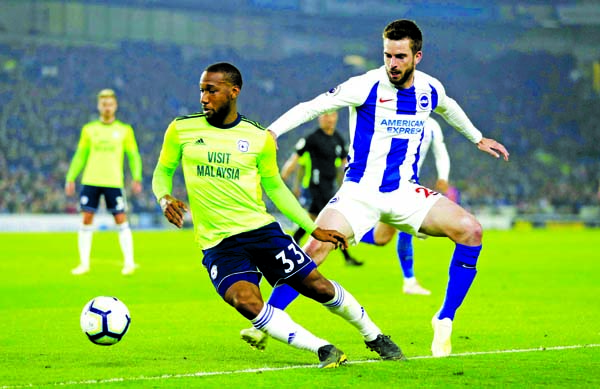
281;111;363;266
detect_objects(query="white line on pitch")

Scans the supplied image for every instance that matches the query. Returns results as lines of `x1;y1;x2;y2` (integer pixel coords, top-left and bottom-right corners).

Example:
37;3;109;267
2;343;599;388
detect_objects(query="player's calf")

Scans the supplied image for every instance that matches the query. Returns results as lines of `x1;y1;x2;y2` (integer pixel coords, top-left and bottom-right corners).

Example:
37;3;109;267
291;269;335;304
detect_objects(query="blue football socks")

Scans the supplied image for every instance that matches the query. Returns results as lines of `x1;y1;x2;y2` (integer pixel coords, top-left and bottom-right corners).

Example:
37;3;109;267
438;243;482;320
397;232;415;279
267;283;300;310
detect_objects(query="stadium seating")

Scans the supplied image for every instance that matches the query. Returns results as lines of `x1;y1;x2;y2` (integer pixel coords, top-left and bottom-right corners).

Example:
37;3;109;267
0;42;598;215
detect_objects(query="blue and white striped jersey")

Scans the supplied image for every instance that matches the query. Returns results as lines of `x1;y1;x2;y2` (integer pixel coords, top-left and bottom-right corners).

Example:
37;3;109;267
270;66;480;193
419;117;450;182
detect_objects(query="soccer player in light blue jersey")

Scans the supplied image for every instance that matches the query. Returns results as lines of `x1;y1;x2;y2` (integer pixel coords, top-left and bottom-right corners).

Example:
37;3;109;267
243;20;509;357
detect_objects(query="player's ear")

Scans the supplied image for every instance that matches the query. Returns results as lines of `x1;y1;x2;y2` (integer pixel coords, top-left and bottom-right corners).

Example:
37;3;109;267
414;50;423;65
231;85;241;99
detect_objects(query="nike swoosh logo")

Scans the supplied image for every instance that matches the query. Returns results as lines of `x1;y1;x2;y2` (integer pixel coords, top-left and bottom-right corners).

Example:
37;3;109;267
379;98;394;103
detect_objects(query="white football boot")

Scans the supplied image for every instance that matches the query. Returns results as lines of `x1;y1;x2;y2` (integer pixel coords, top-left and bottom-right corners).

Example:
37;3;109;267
240;327;268;350
71;264;90;275
402;278;431;295
121;264;138;275
431;314;453;357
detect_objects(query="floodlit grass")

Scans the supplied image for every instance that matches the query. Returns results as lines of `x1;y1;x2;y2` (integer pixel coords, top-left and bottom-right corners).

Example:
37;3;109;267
0;228;598;387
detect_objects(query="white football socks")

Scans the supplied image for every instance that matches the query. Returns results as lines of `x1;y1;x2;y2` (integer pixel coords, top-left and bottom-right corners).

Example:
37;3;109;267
117;222;135;267
251;303;329;353
78;224;94;268
323;280;381;342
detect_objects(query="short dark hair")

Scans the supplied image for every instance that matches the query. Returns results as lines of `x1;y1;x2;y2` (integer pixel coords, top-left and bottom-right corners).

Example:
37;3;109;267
204;62;243;89
382;19;423;53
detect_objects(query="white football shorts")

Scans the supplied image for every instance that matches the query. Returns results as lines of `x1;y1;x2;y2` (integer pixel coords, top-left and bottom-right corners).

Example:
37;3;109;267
324;180;442;245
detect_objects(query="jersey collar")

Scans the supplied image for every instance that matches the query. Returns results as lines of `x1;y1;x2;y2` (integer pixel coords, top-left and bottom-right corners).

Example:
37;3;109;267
211;113;242;129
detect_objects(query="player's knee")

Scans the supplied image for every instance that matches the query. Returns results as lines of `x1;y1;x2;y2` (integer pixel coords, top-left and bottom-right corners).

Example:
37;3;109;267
228;288;263;319
82;213;94;225
459;214;482;245
114;213;127;224
303;238;330;265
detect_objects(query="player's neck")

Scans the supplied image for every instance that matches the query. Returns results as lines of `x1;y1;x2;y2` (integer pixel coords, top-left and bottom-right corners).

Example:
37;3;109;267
222;109;239;126
208;111;241;129
100;116;116;124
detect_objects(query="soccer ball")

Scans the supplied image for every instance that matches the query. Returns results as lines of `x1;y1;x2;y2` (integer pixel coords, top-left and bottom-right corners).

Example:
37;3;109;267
80;296;131;345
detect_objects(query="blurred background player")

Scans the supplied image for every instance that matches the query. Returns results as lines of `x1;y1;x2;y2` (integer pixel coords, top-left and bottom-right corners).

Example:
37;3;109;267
65;89;142;275
361;116;451;295
280;111;363;267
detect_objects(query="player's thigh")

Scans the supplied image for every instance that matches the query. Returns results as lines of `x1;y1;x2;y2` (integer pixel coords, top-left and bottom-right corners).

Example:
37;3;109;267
383;182;442;236
79;185;101;214
201;244;262;300
373;222;397;245
246;223;317;287
302;208;354;265
419;196;482;244
318;182;380;244
103;187;126;215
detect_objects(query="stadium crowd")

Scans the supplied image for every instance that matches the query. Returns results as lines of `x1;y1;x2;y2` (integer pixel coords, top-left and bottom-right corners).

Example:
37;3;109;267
0;42;598;215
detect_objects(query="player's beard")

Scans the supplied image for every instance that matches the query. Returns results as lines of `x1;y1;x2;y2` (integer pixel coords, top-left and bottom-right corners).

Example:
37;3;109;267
204;105;229;127
388;64;415;88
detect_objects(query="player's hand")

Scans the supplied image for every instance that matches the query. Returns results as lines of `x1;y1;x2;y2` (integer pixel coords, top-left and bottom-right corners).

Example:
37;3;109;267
65;182;75;196
435;179;449;194
267;130;278;150
131;181;142;195
159;195;188;228
477;137;510;161
311;227;348;250
293;186;301;198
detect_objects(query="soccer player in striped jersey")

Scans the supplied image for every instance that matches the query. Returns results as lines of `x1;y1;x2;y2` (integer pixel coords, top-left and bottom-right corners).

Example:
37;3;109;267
257;20;509;358
65;89;142;275
152;62;404;367
361;116;450;295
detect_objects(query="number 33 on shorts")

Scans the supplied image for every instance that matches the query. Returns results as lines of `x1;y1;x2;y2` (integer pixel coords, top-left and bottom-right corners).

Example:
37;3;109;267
275;243;306;274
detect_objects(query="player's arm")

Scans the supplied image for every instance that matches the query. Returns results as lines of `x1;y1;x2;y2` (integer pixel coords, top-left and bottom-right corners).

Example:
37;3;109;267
337;157;348;186
258;135;347;248
269;76;369;137
434;84;509;161
65;126;91;196
430;122;450;193
281;153;300;181
280;152;303;198
295;162;307;198
152;122;187;228
124;125;143;194
337;138;349;185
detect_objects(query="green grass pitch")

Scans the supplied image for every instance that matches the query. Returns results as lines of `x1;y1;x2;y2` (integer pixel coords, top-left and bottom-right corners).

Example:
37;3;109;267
0;228;598;387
